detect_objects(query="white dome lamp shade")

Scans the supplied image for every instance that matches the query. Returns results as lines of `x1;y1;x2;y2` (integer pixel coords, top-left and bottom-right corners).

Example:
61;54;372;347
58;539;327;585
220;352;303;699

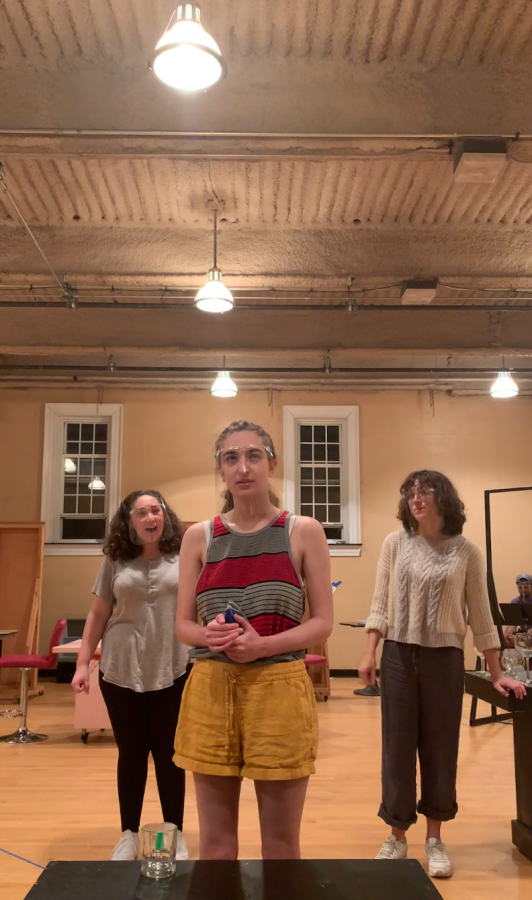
195;211;234;313
88;477;106;491
64;458;77;474
151;3;226;92
211;358;238;398
490;371;519;398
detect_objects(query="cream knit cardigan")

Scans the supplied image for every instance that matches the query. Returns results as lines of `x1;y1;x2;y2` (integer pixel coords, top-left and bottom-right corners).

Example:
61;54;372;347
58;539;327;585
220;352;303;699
365;531;500;652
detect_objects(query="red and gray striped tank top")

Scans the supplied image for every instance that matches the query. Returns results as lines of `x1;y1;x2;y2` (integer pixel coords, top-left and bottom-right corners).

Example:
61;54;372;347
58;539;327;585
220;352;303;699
191;510;306;665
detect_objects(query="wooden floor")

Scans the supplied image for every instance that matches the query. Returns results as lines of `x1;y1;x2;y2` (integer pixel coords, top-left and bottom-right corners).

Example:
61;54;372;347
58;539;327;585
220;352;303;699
1;678;531;900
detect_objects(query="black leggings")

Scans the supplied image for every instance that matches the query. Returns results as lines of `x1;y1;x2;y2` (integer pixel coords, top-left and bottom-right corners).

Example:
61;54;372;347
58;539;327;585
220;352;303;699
99;670;187;833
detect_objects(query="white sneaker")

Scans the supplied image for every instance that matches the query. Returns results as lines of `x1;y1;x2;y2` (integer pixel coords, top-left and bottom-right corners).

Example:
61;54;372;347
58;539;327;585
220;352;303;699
375;835;408;860
111;830;139;861
175;830;189;861
425;838;453;878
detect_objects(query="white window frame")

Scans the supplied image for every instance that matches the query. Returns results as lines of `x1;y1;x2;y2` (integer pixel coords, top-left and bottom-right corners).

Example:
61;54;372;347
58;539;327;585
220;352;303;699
283;405;361;557
41;403;123;556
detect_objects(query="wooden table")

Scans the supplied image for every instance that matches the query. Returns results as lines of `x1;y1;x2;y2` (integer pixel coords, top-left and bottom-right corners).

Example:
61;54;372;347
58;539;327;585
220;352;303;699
52;640;111;740
465;671;532;861
0;629;17;685
0;629;17;657
24;859;443;900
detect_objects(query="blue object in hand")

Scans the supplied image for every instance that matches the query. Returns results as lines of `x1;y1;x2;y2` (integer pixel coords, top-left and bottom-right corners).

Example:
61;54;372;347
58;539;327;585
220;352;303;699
224;608;240;624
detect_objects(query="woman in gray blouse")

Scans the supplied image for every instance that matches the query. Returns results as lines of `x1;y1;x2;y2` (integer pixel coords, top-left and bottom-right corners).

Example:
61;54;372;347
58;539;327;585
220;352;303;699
72;490;189;862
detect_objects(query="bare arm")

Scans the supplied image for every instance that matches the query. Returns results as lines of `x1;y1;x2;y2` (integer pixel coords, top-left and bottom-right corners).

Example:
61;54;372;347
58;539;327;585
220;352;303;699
72;595;113;693
226;517;333;663
175;523;241;652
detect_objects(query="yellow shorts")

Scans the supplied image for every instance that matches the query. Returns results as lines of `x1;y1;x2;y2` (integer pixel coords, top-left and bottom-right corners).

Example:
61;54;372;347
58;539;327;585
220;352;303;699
173;658;318;780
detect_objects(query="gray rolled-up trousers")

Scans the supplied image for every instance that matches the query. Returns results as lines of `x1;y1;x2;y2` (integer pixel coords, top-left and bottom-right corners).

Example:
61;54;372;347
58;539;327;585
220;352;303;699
379;640;465;831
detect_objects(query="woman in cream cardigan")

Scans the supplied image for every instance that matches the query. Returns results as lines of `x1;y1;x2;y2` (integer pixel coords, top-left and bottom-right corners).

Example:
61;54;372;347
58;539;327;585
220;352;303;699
359;470;526;879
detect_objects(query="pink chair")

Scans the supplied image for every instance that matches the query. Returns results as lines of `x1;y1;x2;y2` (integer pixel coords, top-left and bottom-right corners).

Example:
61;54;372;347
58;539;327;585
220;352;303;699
0;619;66;744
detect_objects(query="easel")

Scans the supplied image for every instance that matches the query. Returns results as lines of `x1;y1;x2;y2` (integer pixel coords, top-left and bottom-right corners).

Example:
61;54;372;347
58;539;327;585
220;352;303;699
306;640;331;701
0;522;44;699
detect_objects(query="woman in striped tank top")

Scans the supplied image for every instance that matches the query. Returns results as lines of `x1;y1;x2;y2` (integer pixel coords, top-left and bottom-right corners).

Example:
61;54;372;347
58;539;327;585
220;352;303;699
174;420;333;860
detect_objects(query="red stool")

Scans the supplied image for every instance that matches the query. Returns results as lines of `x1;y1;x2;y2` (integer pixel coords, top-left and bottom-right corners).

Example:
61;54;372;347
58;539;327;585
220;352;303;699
0;619;66;744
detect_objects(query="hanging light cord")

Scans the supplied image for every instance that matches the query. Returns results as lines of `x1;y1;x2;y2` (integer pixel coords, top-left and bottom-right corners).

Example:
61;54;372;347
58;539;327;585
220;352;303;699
213;210;218;268
0;164;65;294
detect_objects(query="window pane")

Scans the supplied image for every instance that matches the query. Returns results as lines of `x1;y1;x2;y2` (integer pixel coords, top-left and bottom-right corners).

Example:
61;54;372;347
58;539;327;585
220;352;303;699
314;444;326;462
315;486;326;504
301;467;313;483
81;424;94;442
81;442;93;454
300;425;312;442
327;425;339;443
95;424;108;442
314;425;326;442
328;485;341;505
67;423;80;441
327;443;340;462
66;441;79;454
64;477;77;495
329;505;341;522
92;495;105;514
301;505;313;518
61;518;106;540
78;496;91;513
324;525;343;541
300;444;312;462
63;496;76;514
314;468;326;484
94;442;107;454
301;485;313;504
328;468;340;484
315;505;327;522
79;478;90;495
93;458;106;476
79;458;92;476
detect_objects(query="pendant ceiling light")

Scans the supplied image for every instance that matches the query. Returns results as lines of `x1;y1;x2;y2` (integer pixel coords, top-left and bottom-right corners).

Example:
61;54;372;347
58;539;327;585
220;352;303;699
151;3;226;92
211;358;238;398
195;211;234;313
88;478;106;491
490;371;519;398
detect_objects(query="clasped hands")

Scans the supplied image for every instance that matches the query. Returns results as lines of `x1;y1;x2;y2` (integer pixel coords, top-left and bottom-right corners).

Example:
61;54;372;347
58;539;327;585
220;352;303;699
204;614;265;663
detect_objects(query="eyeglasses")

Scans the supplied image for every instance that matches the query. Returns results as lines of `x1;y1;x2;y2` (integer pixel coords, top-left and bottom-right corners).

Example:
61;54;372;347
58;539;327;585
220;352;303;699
402;487;436;502
215;445;274;466
130;504;165;520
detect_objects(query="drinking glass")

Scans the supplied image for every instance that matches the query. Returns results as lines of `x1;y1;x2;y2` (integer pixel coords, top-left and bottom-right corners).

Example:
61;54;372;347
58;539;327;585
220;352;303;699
140;823;177;879
515;632;532;684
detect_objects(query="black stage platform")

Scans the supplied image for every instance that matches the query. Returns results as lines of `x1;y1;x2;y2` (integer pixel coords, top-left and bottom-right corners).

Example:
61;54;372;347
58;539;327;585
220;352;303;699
24;859;443;900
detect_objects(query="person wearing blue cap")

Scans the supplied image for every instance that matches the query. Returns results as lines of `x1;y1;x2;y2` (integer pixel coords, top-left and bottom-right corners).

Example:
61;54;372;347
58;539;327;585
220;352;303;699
504;573;532;647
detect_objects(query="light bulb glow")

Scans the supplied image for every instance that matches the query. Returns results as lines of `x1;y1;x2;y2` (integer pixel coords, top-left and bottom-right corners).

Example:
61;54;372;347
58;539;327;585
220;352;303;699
490;371;519;399
64;458;77;474
88;478;106;491
195;267;234;313
152;5;226;92
211;371;238;398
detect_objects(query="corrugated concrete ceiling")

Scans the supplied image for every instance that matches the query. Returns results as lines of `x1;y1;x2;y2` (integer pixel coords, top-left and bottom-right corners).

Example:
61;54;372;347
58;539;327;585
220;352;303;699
1;0;532;132
1;0;532;388
2;153;532;229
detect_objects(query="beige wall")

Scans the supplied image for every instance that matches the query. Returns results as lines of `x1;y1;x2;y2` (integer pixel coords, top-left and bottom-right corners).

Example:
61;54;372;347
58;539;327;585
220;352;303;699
1;386;531;671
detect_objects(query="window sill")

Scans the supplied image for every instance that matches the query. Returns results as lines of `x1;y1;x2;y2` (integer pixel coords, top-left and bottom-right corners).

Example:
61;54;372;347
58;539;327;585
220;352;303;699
329;546;361;557
45;544;104;557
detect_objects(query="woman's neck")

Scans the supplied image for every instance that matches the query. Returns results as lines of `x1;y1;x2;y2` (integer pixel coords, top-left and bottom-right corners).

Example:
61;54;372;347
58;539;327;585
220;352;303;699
140;543;163;559
417;520;446;541
225;498;280;531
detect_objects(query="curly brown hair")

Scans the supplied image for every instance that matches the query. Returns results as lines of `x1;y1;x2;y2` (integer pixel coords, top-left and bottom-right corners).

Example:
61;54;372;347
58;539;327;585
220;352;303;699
215;420;279;513
397;470;466;536
103;489;184;561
